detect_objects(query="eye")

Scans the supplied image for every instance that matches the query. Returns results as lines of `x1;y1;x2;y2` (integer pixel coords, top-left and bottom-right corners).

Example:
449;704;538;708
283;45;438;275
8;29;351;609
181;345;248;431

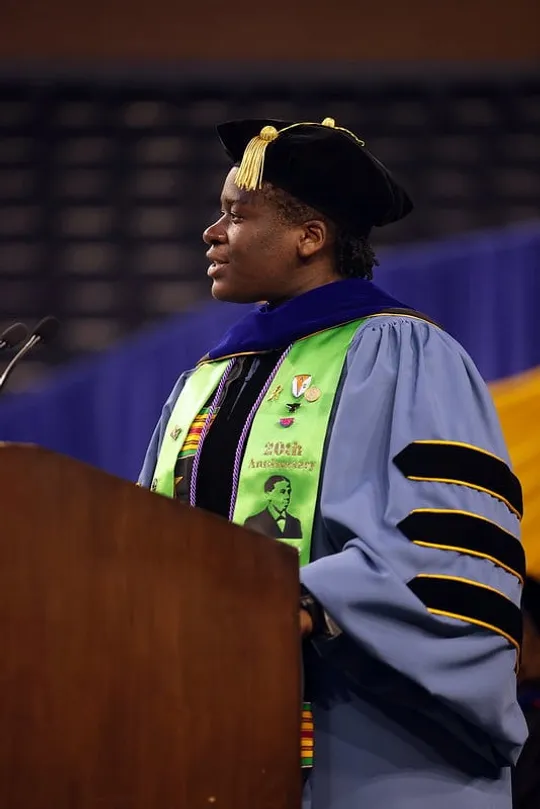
230;210;244;223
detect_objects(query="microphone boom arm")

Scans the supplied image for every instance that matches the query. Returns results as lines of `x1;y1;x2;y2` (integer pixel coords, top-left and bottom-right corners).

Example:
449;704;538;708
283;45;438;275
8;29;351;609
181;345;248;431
0;335;41;392
0;316;60;395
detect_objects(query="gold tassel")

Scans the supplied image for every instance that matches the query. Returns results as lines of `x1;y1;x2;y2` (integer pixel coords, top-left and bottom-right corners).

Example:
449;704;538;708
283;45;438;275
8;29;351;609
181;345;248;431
235;125;279;191
234;118;364;192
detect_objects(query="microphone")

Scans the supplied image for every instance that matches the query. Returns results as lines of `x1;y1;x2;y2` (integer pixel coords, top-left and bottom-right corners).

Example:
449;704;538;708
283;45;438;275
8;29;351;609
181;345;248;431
0;316;60;394
0;322;28;351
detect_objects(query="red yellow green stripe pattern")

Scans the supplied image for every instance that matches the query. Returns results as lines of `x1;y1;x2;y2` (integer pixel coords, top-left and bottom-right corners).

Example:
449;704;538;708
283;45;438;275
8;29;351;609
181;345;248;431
301;702;314;768
178;407;217;459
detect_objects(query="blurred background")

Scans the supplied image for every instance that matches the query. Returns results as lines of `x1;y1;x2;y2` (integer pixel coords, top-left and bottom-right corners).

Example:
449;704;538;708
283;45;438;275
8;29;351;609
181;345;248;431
0;0;539;568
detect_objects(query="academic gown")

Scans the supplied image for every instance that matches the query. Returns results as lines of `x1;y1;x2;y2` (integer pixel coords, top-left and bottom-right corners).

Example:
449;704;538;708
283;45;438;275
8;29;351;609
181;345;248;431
139;281;526;809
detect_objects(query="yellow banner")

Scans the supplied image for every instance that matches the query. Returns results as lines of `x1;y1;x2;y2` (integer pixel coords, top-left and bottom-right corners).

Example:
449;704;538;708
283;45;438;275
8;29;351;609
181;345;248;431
491;367;540;577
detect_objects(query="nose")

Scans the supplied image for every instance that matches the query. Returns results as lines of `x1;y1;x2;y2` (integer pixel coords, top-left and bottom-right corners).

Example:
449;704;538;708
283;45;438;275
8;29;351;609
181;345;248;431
202;216;227;246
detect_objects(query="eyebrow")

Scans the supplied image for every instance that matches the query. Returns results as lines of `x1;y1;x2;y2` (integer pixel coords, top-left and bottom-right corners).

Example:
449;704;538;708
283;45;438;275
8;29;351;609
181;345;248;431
221;190;255;208
221;194;243;207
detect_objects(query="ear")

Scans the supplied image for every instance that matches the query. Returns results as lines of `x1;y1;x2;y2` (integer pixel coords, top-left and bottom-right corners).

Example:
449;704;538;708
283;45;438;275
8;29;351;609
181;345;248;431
297;219;329;259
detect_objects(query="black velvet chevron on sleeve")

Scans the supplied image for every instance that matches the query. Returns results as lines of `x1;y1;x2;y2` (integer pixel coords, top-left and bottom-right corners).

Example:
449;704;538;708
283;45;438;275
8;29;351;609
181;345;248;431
408;574;522;652
394;441;523;519
398;509;525;583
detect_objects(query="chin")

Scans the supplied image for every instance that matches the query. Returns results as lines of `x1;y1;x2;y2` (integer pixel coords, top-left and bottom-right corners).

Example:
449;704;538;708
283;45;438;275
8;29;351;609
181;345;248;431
211;280;263;305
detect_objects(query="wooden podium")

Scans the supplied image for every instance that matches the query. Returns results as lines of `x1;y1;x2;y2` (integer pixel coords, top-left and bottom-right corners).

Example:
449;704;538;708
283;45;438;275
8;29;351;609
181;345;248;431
0;445;302;809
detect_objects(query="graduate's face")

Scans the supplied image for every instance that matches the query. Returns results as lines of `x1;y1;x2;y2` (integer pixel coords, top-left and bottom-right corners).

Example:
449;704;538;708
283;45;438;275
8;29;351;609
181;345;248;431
203;168;334;304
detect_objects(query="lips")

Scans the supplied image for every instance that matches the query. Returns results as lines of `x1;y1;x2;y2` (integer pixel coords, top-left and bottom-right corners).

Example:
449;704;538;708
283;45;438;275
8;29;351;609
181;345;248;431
206;250;229;266
206;251;229;278
208;263;228;280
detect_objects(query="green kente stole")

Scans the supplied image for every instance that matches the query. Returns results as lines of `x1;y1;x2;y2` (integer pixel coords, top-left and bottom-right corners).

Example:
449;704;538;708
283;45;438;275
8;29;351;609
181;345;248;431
152;319;364;768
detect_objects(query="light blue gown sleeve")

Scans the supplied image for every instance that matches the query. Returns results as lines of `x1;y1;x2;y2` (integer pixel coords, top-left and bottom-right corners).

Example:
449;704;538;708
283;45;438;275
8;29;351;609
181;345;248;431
301;315;527;764
137;371;191;487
